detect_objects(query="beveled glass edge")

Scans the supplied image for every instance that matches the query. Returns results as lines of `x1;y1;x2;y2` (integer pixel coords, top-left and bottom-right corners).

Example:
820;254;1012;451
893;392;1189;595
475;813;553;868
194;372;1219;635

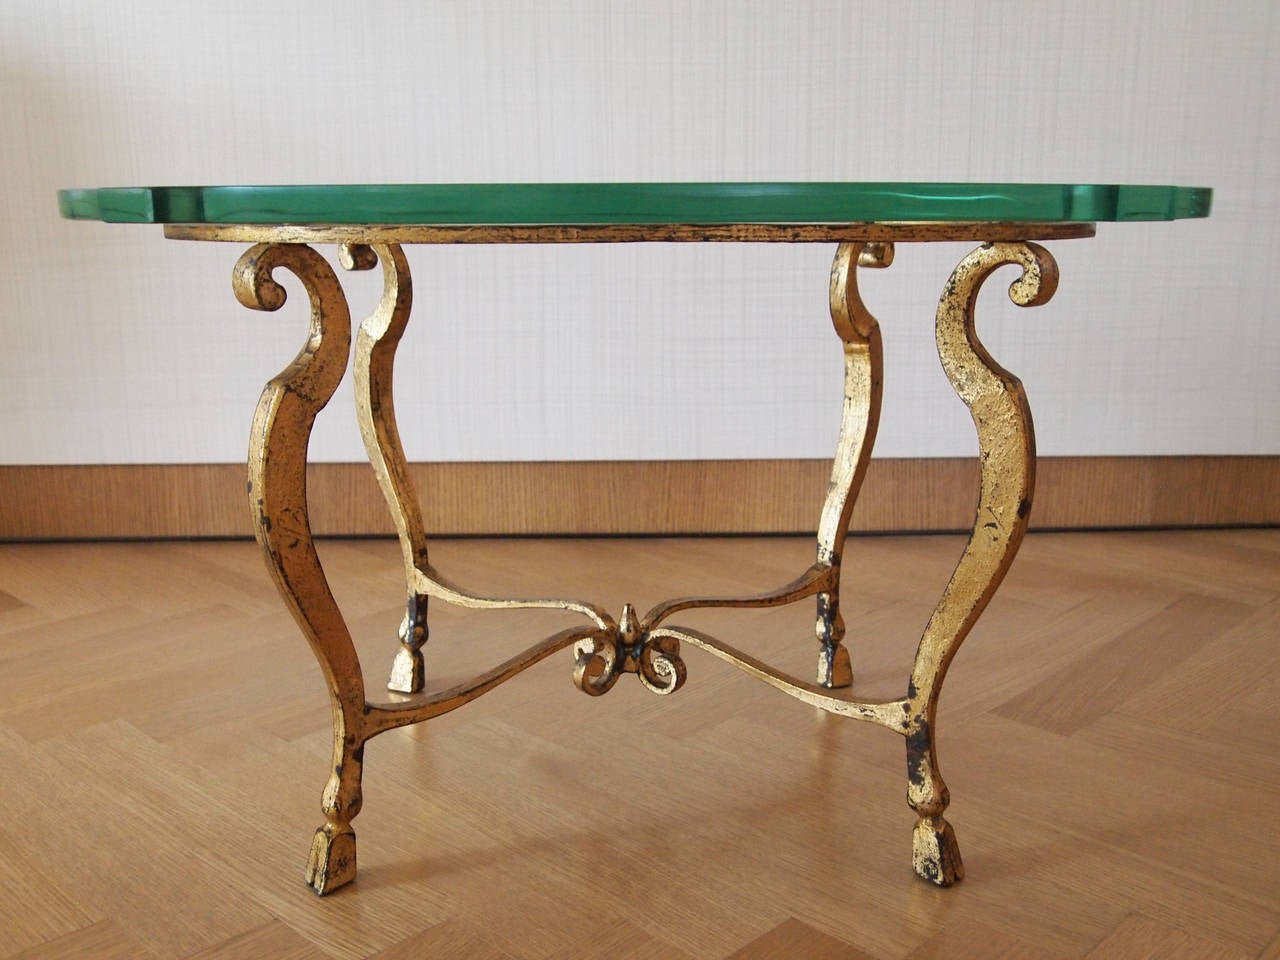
58;182;1213;225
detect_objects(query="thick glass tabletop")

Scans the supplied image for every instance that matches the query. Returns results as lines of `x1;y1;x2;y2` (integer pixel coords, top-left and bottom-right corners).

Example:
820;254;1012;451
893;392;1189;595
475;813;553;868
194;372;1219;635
58;182;1211;225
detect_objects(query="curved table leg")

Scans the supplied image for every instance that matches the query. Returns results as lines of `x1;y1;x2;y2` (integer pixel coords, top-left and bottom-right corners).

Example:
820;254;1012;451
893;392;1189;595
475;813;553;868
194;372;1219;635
340;242;431;694
905;241;1059;885
234;243;367;895
815;241;887;687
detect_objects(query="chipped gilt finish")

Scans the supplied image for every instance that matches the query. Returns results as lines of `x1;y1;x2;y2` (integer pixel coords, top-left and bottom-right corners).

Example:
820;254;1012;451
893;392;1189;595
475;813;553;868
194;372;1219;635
58;182;1212;895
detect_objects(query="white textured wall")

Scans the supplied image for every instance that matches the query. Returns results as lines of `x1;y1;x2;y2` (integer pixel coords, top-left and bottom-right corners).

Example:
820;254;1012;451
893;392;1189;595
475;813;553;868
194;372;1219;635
1;1;1276;464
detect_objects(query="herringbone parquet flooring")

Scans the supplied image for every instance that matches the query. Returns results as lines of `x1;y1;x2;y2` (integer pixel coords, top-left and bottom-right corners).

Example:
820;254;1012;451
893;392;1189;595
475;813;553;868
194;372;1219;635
0;530;1276;959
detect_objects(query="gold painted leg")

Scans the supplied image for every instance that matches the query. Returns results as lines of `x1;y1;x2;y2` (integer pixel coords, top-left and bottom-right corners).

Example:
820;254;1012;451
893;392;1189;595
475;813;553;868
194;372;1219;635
234;242;369;895
606;241;893;704
904;241;1059;885
815;241;887;688
338;242;618;697
341;242;432;695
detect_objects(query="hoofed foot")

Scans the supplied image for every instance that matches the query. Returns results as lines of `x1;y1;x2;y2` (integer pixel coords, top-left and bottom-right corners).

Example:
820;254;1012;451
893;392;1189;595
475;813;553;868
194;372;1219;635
387;646;425;694
305;824;357;895
816;643;853;688
912;816;964;886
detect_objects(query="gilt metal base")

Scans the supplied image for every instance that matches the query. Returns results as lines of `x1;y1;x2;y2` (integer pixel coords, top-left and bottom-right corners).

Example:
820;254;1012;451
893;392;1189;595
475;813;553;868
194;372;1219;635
226;226;1065;895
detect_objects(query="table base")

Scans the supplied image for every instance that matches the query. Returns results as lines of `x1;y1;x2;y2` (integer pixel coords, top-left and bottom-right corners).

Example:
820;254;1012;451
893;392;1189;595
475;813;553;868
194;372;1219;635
225;231;1061;895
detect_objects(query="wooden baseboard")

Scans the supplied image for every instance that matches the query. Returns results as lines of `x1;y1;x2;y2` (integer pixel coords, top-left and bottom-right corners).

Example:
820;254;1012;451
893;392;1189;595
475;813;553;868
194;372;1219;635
0;456;1275;540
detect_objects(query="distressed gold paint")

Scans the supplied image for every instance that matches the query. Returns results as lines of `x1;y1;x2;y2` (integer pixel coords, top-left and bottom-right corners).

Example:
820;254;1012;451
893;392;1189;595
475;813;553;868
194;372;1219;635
168;221;1095;245
231;232;1060;894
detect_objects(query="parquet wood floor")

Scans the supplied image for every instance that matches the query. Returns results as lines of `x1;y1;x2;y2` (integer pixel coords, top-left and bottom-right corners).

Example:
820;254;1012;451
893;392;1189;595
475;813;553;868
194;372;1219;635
0;530;1276;959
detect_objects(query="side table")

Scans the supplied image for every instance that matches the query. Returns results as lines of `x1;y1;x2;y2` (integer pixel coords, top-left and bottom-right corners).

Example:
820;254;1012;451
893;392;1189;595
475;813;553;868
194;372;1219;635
59;182;1212;894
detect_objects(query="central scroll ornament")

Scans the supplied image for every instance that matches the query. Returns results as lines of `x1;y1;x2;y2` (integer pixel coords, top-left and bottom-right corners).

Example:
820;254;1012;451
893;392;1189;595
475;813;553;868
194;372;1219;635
573;604;687;696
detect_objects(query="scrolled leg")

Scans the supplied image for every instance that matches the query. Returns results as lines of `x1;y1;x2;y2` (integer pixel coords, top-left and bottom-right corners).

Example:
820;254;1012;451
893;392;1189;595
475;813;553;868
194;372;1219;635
904;241;1058;885
235;242;369;894
341;242;433;695
815;241;887;687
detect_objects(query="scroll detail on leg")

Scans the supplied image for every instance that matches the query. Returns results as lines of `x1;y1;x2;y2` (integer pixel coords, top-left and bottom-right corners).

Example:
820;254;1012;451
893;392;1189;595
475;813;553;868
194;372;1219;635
905;241;1058;885
815;241;888;687
235;242;369;894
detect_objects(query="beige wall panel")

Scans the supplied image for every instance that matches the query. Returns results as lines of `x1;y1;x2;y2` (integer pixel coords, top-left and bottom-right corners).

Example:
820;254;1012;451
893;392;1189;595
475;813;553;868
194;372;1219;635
1;2;1276;468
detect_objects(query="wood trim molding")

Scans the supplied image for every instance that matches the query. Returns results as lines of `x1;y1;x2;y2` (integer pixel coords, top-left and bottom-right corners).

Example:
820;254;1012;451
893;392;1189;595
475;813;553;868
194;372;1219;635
0;456;1275;541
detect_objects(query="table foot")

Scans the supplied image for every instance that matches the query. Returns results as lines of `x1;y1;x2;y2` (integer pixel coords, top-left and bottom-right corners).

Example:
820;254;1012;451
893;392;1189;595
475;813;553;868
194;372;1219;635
387;593;428;694
387;645;424;694
816;641;853;689
307;725;366;895
911;816;964;886
306;824;357;895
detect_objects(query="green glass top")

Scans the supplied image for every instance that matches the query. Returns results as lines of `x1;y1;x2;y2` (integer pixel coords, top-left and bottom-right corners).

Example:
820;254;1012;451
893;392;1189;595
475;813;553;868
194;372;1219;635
57;182;1211;226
